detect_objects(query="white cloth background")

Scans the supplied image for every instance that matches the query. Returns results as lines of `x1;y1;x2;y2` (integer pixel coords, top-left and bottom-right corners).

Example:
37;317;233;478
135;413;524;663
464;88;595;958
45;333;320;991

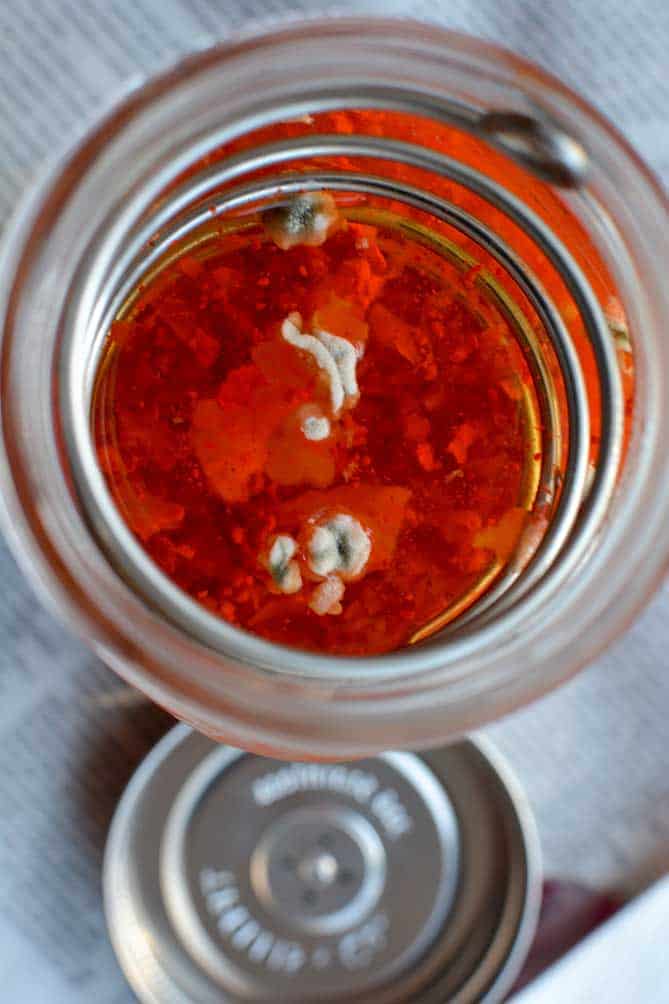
0;1;668;1000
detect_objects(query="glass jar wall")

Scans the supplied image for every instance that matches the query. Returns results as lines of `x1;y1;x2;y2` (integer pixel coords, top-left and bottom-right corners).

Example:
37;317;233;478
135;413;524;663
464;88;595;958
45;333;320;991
0;20;667;758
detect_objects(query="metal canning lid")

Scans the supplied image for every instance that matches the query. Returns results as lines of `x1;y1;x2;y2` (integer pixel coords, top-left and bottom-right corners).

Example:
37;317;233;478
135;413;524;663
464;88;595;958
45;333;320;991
104;725;541;1003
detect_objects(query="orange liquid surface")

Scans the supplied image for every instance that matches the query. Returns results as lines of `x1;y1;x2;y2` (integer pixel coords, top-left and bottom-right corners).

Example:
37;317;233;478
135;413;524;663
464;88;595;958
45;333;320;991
93;212;536;654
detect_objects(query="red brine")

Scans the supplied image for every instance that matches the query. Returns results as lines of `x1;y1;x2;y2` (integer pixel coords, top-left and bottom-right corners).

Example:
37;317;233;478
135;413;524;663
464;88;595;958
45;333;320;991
93;199;539;654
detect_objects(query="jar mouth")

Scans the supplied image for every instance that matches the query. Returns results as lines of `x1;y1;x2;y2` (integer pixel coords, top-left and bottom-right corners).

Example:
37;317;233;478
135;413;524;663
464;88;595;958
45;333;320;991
60;75;620;677
0;19;667;753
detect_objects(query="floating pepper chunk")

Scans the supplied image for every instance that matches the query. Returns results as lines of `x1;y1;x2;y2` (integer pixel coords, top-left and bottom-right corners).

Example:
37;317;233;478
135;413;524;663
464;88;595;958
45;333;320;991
119;484;185;543
475;507;529;562
192;397;267;503
312;294;369;349
368;302;420;364
266;406;336;488
194;340;336;500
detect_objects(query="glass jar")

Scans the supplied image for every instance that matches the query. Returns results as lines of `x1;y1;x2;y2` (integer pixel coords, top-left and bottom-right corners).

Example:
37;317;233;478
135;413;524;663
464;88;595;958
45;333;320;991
0;19;667;759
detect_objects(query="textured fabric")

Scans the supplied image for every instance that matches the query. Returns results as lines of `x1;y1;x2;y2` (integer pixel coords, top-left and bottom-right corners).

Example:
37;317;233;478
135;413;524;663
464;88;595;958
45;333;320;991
0;2;668;1000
